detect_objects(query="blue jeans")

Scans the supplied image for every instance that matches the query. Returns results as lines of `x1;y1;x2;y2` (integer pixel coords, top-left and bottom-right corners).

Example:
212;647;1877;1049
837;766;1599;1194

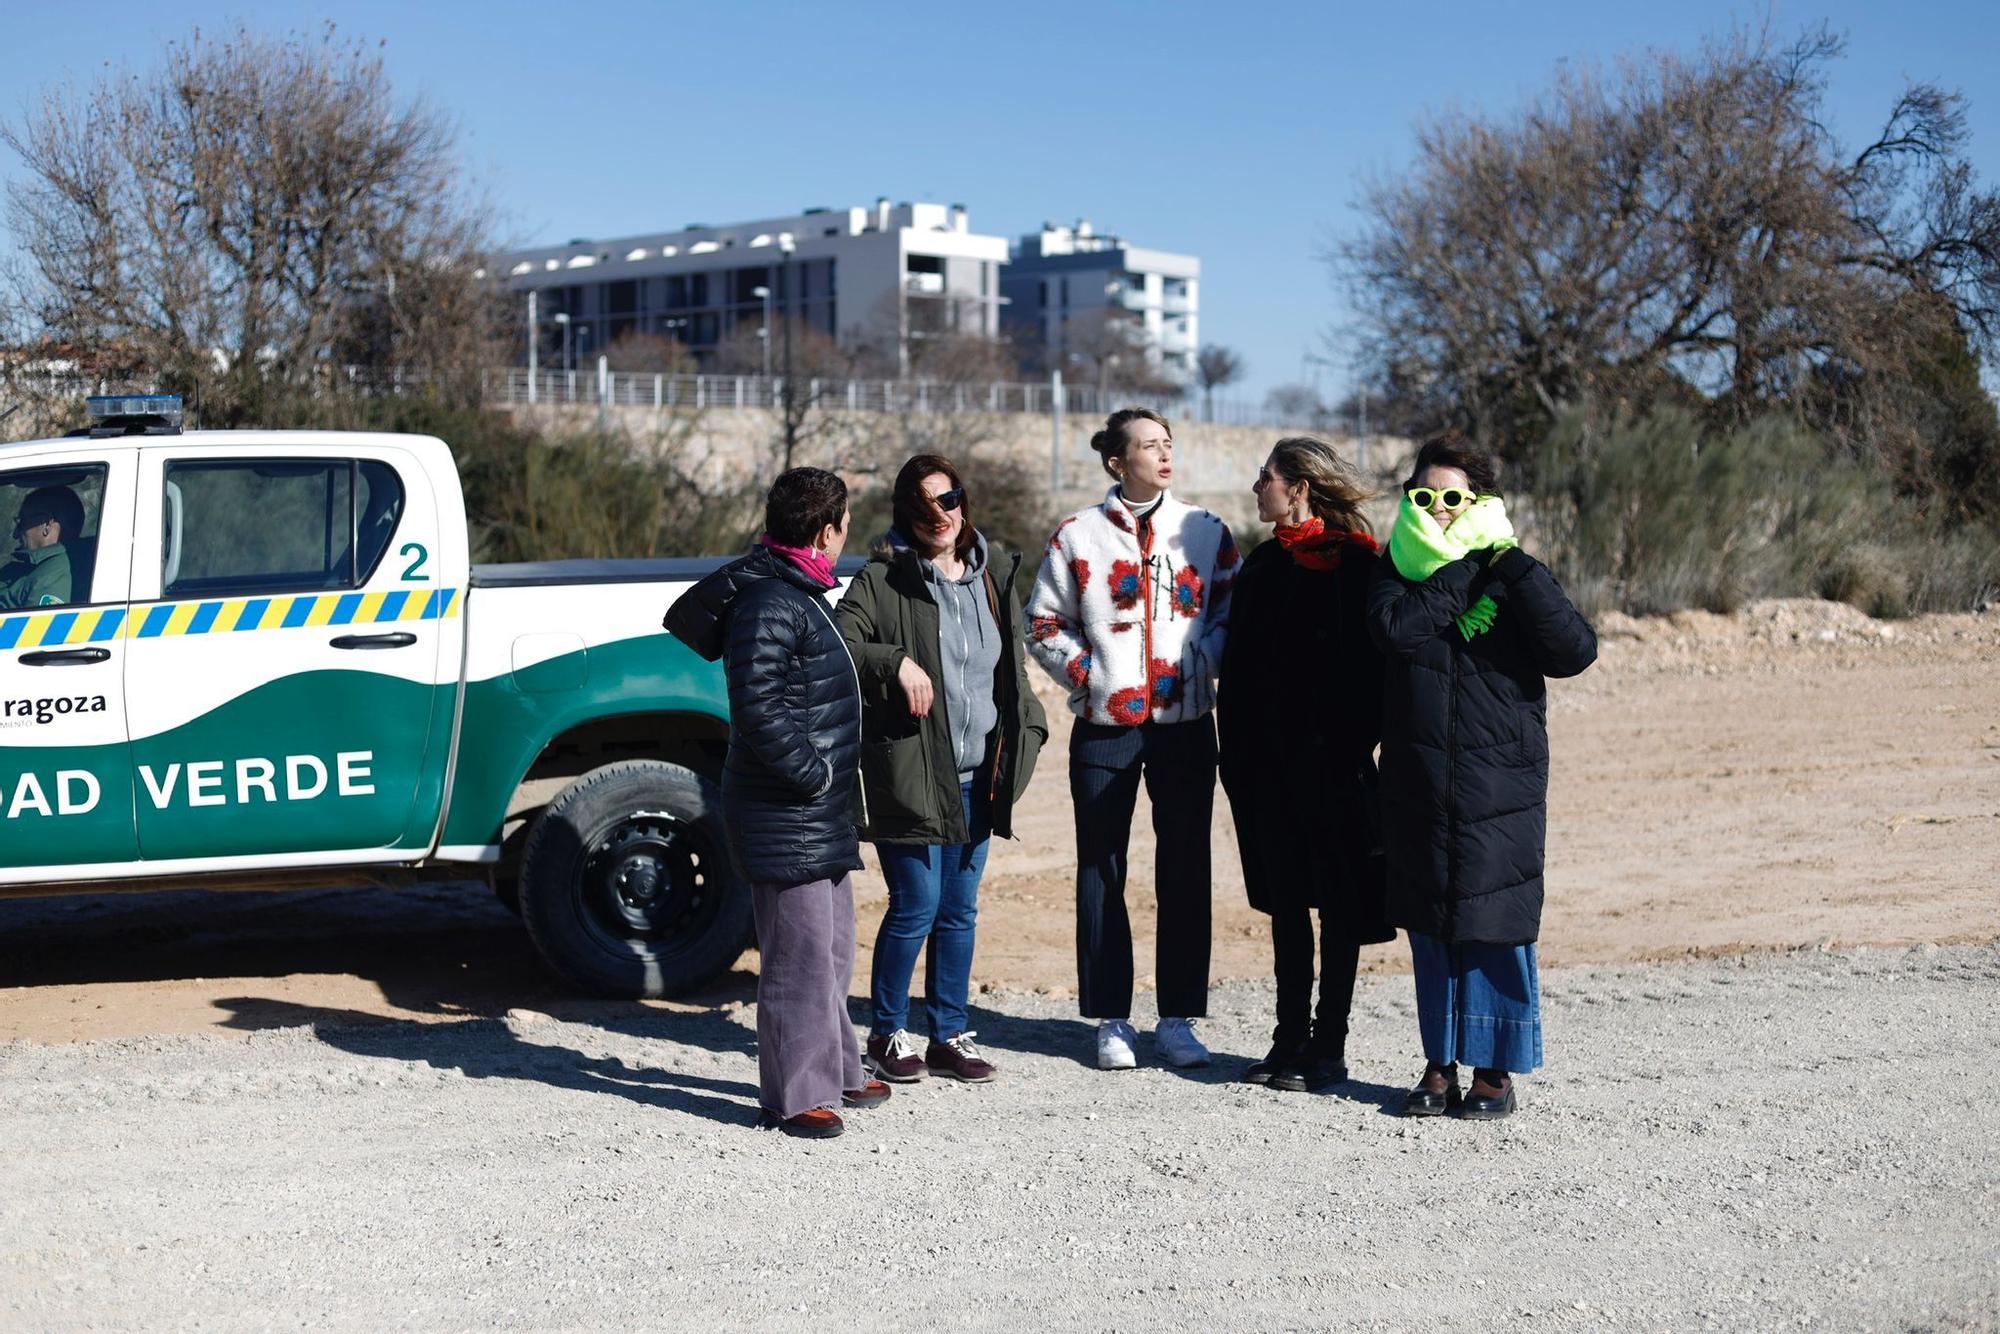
1409;931;1544;1073
870;781;991;1040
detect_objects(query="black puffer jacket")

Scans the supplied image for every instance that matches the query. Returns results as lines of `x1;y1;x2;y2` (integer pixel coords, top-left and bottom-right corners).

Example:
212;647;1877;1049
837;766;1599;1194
1367;545;1596;945
663;546;863;886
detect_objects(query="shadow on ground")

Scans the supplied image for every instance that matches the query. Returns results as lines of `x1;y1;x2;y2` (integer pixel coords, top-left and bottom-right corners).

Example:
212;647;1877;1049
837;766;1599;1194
214;995;765;1127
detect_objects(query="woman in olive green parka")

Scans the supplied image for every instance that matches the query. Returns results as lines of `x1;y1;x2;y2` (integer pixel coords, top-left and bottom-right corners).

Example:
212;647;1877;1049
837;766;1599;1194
836;455;1047;1085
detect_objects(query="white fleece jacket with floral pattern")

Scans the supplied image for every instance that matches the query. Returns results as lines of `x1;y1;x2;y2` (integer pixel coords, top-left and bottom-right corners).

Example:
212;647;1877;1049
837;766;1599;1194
1025;487;1237;726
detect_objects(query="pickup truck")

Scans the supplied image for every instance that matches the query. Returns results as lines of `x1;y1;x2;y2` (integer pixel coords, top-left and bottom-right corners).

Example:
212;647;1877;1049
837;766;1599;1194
0;397;805;998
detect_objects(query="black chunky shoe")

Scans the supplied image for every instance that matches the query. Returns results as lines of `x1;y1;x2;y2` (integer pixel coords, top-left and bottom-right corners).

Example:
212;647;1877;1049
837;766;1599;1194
1270;1049;1348;1093
1243;1042;1300;1086
1457;1069;1517;1120
1402;1062;1461;1117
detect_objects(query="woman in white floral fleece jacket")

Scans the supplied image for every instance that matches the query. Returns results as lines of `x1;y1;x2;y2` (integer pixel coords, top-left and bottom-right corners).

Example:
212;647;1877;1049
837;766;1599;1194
1025;407;1237;1072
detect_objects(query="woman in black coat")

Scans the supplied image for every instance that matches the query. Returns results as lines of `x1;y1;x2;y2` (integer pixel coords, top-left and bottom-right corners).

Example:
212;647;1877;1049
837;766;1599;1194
664;467;889;1140
1219;436;1393;1092
1367;436;1597;1120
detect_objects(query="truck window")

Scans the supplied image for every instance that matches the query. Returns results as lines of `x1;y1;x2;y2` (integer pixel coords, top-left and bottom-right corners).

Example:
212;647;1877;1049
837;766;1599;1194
0;462;109;608
162;458;405;599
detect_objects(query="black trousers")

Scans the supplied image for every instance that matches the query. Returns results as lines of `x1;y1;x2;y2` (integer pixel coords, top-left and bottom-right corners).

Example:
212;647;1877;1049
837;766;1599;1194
1270;902;1360;1054
1069;716;1215;1020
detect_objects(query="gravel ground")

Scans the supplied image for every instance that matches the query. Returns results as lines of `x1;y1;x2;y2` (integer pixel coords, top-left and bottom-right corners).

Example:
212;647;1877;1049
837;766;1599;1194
3;945;1996;1331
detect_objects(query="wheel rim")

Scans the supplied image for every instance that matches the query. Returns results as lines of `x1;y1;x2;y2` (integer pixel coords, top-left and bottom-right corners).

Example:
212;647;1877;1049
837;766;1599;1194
575;809;720;956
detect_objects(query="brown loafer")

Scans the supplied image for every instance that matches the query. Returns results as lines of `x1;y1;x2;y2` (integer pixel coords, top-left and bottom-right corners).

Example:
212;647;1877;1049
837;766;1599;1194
758;1107;845;1139
842;1079;892;1109
865;1031;928;1083
926;1032;998;1083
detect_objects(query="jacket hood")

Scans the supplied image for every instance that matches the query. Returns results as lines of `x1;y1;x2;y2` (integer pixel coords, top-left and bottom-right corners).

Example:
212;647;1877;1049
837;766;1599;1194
870;527;989;582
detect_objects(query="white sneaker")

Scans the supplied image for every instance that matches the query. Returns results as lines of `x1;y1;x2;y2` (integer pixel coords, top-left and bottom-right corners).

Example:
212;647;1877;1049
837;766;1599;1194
1096;1018;1139;1070
1154;1017;1211;1068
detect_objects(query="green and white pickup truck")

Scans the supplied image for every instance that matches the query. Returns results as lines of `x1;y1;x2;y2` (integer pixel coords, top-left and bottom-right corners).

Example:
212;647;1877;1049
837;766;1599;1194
0;397;795;997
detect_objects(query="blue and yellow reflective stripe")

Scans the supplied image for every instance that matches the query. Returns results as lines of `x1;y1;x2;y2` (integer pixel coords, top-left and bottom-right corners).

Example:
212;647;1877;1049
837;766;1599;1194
130;587;461;638
0;606;128;649
1;589;460;643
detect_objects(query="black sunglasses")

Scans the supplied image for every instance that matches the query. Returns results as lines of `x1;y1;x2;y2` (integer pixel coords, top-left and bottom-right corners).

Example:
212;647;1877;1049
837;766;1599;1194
930;487;965;513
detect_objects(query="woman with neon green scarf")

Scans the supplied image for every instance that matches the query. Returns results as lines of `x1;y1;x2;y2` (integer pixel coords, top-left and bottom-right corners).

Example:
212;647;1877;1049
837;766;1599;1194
1367;436;1597;1121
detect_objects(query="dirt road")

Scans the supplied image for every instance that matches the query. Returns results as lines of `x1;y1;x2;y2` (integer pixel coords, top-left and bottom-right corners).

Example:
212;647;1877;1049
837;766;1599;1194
3;946;1995;1329
0;598;1994;1043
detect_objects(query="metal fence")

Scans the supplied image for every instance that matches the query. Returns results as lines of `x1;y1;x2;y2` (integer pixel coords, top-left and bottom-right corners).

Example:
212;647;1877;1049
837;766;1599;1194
482;367;1289;428
4;368;1311;432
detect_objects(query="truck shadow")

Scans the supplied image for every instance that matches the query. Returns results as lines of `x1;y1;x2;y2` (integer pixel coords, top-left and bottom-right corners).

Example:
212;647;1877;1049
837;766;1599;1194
213;996;765;1128
0;881;756;1027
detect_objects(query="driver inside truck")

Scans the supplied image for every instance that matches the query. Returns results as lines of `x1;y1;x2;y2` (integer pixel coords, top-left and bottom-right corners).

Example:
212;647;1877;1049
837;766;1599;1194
0;485;82;609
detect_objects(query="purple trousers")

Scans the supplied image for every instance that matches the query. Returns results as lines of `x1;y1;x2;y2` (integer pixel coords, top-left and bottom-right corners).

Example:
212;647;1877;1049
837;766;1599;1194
752;873;863;1118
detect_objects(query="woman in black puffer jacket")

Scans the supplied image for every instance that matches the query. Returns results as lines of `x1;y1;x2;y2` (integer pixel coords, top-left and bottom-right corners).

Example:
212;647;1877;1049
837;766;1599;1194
1368;436;1596;1121
664;467;885;1140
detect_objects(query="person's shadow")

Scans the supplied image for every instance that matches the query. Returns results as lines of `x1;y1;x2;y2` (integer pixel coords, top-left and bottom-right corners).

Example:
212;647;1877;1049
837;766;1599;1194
215;996;764;1128
956;1000;1408;1106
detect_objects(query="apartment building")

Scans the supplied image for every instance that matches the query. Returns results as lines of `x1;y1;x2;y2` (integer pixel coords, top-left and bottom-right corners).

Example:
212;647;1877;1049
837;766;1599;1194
998;220;1200;382
490;200;1009;372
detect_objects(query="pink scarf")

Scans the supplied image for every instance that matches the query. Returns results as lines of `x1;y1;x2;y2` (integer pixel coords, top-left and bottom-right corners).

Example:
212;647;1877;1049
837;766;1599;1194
761;536;836;589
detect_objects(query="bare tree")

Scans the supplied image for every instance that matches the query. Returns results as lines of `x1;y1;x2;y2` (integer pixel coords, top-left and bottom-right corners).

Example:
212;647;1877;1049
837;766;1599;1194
1058;308;1185;402
603;331;696;376
1195;345;1244;422
1264;383;1333;428
2;24;499;423
1336;25;2000;510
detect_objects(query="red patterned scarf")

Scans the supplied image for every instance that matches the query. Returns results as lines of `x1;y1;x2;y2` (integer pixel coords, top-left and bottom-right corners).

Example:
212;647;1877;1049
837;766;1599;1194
1273;517;1379;572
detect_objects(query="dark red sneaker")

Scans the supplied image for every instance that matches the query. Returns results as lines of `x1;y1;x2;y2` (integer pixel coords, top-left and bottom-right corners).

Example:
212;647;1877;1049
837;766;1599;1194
842;1079;892;1109
925;1032;998;1084
758;1107;844;1139
865;1030;928;1083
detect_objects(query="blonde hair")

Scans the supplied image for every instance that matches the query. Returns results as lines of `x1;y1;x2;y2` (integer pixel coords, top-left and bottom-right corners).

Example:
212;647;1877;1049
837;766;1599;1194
1270;435;1374;536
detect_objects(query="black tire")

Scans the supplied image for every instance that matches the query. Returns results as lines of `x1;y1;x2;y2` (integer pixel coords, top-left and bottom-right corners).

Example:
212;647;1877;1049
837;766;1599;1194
517;760;749;999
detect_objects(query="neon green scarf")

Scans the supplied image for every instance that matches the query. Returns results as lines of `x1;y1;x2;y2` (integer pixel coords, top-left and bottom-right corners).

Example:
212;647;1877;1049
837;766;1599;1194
1388;495;1518;640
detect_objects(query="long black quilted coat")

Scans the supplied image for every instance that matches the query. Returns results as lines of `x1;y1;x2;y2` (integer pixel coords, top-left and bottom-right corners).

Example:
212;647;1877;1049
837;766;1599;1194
663;546;864;886
1366;545;1597;945
1217;535;1392;941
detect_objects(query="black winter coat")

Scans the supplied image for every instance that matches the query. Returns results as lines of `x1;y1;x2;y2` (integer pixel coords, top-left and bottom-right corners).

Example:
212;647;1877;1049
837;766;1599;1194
1366;545;1597;945
1217;535;1393;941
836;534;1048;843
663;546;864;886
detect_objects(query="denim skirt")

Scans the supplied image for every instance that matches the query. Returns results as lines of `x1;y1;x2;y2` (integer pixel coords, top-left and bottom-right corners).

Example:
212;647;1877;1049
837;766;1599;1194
1408;931;1543;1073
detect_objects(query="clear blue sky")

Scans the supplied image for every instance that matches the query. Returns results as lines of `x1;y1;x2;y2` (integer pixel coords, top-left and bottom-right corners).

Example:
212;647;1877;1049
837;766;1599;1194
3;1;1995;406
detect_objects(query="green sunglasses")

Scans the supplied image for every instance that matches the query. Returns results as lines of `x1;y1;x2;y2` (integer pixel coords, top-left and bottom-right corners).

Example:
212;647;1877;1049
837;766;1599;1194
1406;486;1481;512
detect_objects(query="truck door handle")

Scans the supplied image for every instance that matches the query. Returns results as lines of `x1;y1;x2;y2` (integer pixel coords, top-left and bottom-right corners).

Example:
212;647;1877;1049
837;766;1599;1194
330;632;418;650
19;647;112;666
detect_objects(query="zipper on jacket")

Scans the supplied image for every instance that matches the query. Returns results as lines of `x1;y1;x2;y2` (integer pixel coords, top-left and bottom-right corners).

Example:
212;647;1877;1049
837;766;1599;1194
809;592;871;829
1138;513;1157;724
1443;643;1458;939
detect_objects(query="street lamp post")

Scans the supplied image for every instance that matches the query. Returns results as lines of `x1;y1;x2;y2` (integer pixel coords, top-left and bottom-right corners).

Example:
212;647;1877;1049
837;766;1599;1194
752;285;772;382
553;312;572;373
779;234;797;470
527;291;538;405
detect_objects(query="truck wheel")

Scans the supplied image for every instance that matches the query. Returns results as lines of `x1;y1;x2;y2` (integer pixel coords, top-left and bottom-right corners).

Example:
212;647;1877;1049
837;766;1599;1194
517;760;749;999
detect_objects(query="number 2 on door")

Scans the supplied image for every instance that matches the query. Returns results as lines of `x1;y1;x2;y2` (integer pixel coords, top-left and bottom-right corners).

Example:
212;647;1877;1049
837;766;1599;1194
400;543;431;581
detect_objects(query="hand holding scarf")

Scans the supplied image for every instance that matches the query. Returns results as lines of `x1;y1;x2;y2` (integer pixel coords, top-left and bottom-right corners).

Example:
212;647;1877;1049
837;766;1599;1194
1388;495;1517;641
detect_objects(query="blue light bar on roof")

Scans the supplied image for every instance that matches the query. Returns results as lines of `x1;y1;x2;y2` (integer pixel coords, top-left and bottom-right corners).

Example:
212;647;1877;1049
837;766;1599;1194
86;394;183;428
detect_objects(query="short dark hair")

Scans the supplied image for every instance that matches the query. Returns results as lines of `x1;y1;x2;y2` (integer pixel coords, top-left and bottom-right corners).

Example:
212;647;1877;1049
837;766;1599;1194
1090;407;1171;479
764;467;848;547
20;485;84;539
1405;432;1501;498
891;453;977;560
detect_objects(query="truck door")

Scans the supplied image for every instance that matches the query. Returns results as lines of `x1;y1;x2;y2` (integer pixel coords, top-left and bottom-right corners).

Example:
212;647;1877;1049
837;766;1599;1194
0;447;138;879
124;443;454;865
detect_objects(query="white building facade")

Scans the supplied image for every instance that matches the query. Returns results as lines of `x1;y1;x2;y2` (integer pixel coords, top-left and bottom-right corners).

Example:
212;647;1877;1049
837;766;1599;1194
998;221;1200;382
492;200;1009;372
